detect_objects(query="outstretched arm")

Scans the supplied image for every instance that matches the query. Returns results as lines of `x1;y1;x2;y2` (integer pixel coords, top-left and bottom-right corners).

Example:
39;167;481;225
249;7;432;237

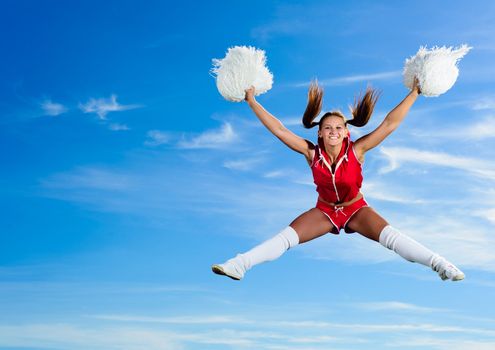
354;78;421;157
245;87;314;162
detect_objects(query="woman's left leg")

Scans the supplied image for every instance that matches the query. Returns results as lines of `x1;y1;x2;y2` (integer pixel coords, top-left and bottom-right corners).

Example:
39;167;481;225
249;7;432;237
345;207;465;281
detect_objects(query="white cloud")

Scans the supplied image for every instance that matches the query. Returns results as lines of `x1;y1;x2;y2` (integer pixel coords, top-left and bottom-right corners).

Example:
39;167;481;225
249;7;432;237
40;167;133;191
79;94;142;119
386;337;495;350
0;322;358;350
353;301;447;313
459;115;495;139
320;71;402;86
2;316;494;350
472;96;495;110
223;158;263;171
41;99;68;116
386;214;495;272
379;146;495;179
177;123;237;149
0;324;181;350
88;311;495;339
0;281;212;295
89;314;252;325
279;117;303;126
251;15;306;41
362;180;427;204
145;130;171;146
291;71;401;88
108;123;130;131
474;207;495;224
264;170;287;178
409;115;495;140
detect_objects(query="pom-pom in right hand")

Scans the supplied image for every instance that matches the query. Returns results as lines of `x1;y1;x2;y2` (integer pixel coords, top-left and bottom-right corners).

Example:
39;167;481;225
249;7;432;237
211;46;273;102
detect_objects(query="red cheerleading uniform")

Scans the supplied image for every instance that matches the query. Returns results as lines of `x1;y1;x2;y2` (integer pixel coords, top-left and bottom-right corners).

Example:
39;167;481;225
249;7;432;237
310;136;369;234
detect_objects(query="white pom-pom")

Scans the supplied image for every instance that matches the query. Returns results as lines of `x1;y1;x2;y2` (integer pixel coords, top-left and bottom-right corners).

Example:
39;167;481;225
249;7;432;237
403;45;471;97
211;46;273;102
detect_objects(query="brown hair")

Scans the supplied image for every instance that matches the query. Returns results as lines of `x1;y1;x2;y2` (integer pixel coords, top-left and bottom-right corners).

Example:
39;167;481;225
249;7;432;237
302;80;380;130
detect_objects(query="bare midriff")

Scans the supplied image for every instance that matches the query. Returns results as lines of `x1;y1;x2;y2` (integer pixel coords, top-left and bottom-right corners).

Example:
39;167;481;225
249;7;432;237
317;192;363;207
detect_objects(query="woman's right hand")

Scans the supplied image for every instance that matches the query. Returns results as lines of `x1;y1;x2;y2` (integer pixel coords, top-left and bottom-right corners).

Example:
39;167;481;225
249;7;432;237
412;76;421;95
244;86;256;103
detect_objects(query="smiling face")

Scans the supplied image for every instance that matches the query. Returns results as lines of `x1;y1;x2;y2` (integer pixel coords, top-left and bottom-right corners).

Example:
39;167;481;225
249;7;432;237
318;114;349;147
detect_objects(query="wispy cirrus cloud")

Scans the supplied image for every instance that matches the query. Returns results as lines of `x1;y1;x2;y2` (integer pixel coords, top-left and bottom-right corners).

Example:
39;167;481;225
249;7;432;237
79;95;142;119
250;3;312;42
386;337;495;350
291;71;402;88
40;167;133;191
89;314;252;325
0;324;180;350
264;170;288;178
41;99;68;116
378;146;495;179
223;157;263;171
0;322;357;350
362;180;427;204
0;281;211;295
108;123;130;131
475;208;495;225
177;123;237;149
472;96;495;110
145;130;171;146
2;317;494;350
352;301;447;313
409;115;495;140
84;313;495;337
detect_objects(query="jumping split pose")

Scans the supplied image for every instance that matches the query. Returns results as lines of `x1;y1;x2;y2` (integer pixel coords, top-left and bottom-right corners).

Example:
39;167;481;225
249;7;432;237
212;78;465;282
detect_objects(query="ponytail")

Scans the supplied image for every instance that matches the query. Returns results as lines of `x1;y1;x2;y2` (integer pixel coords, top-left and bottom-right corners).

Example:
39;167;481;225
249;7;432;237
302;82;380;130
302;80;323;129
347;87;380;127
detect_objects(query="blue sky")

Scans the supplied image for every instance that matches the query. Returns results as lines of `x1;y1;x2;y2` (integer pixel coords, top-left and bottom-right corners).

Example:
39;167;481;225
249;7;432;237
1;0;495;349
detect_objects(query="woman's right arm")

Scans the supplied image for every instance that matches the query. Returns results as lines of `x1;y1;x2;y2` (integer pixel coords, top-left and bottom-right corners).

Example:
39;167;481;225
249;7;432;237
245;87;314;162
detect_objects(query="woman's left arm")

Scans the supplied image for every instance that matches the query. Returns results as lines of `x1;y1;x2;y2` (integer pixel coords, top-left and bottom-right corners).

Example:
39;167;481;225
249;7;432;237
354;78;420;158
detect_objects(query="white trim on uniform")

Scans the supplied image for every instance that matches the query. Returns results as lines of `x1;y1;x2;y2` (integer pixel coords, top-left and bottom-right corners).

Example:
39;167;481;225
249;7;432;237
317;208;339;234
352;145;364;165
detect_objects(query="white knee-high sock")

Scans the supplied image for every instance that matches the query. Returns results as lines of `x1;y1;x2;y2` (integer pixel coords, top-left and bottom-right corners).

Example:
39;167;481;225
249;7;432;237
378;225;443;270
231;226;300;274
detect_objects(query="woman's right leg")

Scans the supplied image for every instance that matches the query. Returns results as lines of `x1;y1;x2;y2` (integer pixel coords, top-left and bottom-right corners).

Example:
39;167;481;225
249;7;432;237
212;208;334;280
289;208;335;243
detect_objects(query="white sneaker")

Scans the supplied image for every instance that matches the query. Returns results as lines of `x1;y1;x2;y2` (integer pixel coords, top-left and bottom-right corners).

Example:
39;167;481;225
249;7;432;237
436;259;465;281
211;259;245;280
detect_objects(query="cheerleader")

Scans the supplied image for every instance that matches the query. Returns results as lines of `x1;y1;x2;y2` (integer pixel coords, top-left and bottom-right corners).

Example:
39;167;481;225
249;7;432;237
212;78;464;282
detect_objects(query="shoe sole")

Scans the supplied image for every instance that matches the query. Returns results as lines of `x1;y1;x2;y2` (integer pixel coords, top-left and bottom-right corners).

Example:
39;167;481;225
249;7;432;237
452;273;465;281
211;264;241;281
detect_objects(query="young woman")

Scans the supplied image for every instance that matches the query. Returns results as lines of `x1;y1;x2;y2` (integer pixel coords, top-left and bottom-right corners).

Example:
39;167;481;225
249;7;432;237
212;78;465;282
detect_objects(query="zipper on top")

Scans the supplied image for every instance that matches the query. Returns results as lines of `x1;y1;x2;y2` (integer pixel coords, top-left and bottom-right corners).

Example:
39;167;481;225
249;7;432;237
318;142;349;203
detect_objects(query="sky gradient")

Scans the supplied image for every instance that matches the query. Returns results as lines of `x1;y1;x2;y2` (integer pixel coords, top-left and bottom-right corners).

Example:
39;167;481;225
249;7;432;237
1;1;495;349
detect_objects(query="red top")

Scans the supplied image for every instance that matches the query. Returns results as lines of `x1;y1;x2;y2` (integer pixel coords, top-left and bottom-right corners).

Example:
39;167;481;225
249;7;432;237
310;136;363;204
